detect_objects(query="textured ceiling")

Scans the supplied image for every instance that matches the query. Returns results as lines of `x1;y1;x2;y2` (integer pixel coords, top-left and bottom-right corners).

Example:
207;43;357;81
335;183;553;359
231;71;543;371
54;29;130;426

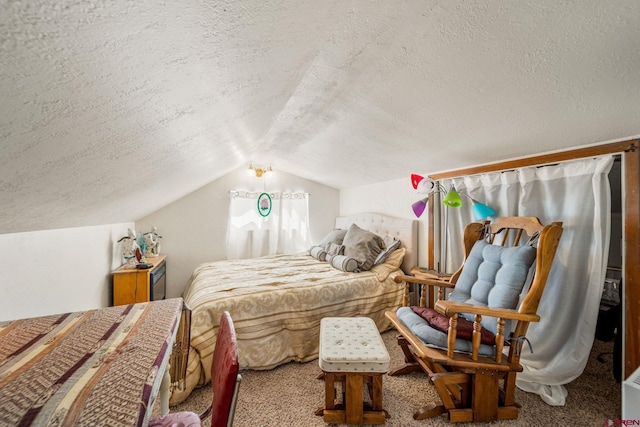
1;0;640;234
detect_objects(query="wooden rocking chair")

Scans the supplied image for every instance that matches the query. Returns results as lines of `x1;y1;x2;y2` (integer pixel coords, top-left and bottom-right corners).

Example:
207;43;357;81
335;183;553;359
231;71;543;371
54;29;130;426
385;216;563;423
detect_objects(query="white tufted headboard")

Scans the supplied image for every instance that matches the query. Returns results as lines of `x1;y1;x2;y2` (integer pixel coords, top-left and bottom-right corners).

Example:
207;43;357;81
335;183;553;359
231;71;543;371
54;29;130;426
335;212;418;274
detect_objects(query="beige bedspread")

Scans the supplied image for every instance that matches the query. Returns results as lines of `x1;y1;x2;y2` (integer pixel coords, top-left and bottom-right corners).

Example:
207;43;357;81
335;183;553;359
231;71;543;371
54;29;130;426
171;249;405;404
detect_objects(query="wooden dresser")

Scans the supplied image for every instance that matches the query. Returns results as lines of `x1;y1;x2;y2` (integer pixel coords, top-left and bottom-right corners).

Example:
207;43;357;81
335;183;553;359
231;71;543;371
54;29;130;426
112;255;167;306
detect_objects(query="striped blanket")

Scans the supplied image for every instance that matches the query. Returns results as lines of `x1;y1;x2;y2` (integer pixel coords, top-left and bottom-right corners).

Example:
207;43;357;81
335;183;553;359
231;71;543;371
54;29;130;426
0;299;184;427
171;250;406;404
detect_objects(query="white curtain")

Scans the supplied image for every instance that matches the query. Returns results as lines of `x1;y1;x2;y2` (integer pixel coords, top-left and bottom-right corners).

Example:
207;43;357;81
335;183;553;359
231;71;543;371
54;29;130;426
276;192;311;254
227;191;310;259
442;156;614;406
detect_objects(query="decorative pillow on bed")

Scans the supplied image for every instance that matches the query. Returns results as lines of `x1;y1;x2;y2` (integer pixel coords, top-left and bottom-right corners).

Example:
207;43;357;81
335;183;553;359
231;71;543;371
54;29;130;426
373;235;402;266
325;242;345;256
327;254;359;272
310;245;327;261
342;223;385;272
378;247;405;269
319;229;348;248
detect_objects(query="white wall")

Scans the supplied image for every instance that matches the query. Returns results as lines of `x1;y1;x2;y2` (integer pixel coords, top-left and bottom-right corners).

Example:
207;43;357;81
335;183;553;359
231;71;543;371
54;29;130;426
339;177;430;267
0;223;132;321
136;167;340;299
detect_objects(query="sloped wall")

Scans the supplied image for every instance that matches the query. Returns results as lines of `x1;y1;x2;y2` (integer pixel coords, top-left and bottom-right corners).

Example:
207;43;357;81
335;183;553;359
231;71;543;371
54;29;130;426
0;168;338;319
0;223;132;321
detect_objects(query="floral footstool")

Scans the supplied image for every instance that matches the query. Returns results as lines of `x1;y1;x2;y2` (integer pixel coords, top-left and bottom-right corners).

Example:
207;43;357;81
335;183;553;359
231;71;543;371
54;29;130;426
316;316;390;425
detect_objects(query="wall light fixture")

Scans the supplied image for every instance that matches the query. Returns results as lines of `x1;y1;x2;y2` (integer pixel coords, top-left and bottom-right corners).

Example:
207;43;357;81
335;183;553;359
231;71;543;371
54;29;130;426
249;164;273;178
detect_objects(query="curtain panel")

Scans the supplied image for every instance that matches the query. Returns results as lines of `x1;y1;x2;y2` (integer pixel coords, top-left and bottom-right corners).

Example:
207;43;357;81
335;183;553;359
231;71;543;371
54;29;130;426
441;156;614;406
227;191;310;260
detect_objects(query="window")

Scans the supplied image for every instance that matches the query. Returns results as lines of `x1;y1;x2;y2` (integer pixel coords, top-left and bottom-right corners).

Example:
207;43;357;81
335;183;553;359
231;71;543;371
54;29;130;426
227;191;310;259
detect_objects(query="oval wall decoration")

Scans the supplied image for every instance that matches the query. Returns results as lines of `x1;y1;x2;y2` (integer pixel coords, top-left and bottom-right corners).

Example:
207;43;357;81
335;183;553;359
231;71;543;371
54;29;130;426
257;192;272;217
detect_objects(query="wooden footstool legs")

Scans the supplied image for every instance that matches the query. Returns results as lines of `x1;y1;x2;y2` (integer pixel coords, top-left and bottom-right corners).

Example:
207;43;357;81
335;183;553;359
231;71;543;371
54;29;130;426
320;372;387;424
316;317;390;425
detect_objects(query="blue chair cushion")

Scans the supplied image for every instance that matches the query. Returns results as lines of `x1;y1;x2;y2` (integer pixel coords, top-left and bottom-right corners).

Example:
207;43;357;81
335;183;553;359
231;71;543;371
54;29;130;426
448;240;536;334
397;239;536;355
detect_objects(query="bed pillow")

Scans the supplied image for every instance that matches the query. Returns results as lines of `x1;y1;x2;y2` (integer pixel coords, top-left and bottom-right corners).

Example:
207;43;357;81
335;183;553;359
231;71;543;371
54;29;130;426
318;229;347;248
342;223;385;272
379;247;405;269
327;254;359;272
373;235;402;266
325;242;344;256
309;245;327;261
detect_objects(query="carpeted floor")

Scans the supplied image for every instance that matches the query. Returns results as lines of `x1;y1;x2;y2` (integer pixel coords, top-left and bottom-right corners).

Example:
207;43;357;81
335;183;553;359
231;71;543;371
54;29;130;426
166;331;621;426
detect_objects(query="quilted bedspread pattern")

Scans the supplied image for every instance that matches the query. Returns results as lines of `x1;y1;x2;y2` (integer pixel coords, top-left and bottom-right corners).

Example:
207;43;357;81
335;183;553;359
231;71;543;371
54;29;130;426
171;251;405;404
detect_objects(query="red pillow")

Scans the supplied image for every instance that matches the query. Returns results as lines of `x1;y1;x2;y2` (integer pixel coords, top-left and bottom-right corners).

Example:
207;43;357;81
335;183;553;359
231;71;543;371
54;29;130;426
411;306;496;346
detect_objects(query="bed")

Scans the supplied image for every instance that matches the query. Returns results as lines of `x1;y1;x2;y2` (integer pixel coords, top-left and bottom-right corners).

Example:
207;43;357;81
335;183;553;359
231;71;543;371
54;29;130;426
170;213;418;404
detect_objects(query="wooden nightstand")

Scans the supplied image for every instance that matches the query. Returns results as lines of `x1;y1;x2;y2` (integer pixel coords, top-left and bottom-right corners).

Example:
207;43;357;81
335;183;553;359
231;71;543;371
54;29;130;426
112;255;166;306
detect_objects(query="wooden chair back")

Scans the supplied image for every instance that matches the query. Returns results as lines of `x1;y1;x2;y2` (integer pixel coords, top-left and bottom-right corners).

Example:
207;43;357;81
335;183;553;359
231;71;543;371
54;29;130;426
481;216;563;315
442;216;563;364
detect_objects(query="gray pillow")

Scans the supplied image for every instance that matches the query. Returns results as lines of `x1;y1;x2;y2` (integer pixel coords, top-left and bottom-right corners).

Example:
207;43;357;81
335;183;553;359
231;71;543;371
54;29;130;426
319;229;347;248
309;245;327;261
325;242;344;256
342;223;385;272
373;235;402;266
327;254;359;272
448;240;537;334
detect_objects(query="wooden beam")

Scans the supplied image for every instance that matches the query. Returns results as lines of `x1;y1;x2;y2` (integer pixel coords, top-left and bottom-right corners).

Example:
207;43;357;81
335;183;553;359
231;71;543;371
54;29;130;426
429;140;637;180
624;146;640;379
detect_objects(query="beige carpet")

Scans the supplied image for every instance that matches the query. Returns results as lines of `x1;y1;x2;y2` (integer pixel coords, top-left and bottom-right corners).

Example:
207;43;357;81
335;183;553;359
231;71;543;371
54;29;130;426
167;331;620;426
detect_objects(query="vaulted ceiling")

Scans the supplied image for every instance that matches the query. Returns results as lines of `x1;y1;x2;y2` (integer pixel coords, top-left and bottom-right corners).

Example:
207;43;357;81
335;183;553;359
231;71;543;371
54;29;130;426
1;0;639;234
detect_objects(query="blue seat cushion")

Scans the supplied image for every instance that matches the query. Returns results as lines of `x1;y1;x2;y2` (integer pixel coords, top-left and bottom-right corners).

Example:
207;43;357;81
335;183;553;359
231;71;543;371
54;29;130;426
397;307;496;357
411;306;496;345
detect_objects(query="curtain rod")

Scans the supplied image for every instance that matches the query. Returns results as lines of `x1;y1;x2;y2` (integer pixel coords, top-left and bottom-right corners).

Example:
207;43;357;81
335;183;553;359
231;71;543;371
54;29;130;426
430;139;637;181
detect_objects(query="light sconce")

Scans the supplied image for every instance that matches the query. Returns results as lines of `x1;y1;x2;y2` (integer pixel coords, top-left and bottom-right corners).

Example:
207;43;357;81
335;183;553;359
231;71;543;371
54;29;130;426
249;164;273;178
410;175;495;220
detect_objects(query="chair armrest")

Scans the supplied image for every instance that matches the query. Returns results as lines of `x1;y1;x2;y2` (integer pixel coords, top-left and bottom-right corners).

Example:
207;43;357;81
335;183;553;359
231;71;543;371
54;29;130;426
435;300;540;363
395;274;456;308
434;300;540;323
394;274;456;288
